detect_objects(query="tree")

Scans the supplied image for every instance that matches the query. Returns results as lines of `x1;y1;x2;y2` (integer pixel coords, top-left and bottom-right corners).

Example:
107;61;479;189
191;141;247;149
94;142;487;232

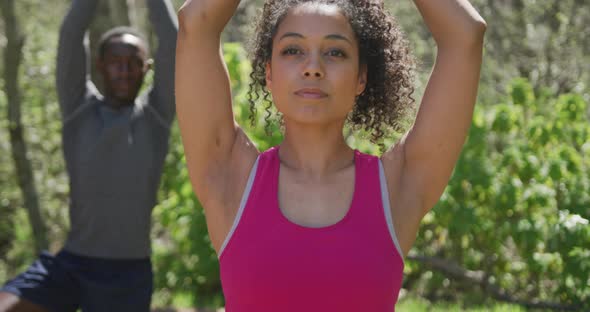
0;0;48;254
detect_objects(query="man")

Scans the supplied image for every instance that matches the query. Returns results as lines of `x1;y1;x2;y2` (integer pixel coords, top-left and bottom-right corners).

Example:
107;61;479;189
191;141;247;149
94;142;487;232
0;0;177;311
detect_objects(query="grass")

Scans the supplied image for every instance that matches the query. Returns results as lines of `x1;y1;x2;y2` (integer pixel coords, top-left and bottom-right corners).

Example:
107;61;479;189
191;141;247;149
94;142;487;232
150;296;526;312
397;296;525;312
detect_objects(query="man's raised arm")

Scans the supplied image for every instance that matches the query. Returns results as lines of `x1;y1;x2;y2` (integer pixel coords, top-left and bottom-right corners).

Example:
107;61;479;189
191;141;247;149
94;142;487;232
56;0;99;122
147;0;178;126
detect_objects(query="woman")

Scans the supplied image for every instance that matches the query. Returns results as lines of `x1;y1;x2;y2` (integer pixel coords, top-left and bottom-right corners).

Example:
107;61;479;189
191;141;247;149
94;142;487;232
175;0;486;310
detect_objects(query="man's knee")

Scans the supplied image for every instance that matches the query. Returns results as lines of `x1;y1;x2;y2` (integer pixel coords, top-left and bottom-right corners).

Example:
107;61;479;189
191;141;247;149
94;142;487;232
0;292;48;312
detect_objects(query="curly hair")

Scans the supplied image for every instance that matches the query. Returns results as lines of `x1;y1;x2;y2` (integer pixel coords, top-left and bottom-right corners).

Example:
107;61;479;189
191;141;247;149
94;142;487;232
247;0;416;144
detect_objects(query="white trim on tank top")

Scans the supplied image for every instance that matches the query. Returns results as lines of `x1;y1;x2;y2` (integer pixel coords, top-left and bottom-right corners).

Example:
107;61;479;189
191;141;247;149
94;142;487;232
378;159;405;260
217;155;404;260
218;156;260;258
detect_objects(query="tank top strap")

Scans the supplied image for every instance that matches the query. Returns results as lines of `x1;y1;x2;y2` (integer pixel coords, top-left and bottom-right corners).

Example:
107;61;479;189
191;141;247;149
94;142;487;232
259;146;280;165
349;150;391;232
258;146;281;213
352;150;381;205
355;150;404;262
250;146;280;198
244;146;280;215
218;147;279;259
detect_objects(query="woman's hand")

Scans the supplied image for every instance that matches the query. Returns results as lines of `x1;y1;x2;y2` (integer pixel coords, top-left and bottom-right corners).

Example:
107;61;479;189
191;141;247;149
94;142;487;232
413;0;487;48
178;0;241;34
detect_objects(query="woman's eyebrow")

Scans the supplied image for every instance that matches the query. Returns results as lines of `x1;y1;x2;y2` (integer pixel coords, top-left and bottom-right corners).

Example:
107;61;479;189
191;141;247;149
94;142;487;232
325;34;352;44
279;32;352;44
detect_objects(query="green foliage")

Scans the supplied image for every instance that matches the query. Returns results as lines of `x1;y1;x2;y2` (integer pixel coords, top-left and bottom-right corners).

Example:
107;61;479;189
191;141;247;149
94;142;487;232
411;79;590;308
0;0;70;273
0;91;17;281
387;0;590;106
397;295;525;312
152;122;223;307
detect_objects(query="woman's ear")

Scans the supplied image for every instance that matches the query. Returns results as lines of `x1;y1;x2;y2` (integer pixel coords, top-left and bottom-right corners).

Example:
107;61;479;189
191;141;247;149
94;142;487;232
265;62;272;91
357;63;368;96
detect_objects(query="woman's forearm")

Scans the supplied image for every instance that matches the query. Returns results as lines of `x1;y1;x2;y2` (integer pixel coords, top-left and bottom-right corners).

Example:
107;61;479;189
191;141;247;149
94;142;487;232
413;0;487;48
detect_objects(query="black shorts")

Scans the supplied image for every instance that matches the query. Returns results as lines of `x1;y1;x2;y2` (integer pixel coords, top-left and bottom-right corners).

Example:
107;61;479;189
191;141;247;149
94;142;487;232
1;250;152;312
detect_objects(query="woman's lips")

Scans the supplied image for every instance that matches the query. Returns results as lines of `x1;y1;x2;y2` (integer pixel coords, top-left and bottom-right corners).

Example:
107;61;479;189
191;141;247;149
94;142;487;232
294;88;328;99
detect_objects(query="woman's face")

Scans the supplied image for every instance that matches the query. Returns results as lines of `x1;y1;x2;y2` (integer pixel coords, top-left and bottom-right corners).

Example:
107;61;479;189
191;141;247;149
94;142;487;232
266;3;367;126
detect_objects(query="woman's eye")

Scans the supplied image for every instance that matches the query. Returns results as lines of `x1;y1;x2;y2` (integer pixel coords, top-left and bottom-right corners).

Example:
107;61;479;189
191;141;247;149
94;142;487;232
281;47;302;56
326;49;346;57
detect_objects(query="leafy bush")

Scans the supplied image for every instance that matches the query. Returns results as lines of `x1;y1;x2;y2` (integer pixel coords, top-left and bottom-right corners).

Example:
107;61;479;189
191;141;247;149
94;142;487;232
410;78;589;308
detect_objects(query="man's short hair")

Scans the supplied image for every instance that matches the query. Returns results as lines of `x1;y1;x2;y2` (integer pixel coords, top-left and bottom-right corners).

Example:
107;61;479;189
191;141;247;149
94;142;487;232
98;26;149;60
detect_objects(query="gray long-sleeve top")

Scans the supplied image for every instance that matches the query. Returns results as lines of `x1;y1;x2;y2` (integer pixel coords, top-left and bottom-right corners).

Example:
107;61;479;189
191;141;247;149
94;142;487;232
56;0;178;259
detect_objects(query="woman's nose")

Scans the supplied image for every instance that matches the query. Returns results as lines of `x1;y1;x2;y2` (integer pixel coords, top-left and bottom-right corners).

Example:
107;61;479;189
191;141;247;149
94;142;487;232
303;71;322;78
302;53;325;79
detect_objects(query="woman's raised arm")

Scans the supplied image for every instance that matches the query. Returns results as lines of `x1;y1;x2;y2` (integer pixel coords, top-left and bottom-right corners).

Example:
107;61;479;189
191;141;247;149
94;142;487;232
175;0;258;244
382;0;486;254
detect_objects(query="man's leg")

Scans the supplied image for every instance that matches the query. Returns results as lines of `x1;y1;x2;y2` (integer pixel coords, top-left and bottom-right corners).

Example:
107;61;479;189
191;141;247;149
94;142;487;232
0;292;48;312
77;256;153;312
0;251;80;312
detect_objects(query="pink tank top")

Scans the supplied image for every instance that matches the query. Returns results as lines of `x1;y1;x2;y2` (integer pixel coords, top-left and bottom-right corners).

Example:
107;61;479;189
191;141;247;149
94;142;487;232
219;147;404;311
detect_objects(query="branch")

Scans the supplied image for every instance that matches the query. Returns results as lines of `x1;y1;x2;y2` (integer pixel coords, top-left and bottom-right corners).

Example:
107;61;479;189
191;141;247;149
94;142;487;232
407;254;580;311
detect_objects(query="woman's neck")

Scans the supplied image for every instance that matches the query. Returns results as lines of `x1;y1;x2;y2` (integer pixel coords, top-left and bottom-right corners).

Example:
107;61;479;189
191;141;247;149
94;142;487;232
279;121;354;179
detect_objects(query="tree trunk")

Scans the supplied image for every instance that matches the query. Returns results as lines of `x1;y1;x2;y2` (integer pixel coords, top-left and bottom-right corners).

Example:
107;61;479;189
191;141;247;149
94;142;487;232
90;0;132;92
0;0;48;253
224;0;254;42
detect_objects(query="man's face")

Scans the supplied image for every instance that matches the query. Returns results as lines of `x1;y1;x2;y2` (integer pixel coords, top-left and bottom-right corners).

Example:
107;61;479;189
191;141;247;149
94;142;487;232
97;34;149;106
